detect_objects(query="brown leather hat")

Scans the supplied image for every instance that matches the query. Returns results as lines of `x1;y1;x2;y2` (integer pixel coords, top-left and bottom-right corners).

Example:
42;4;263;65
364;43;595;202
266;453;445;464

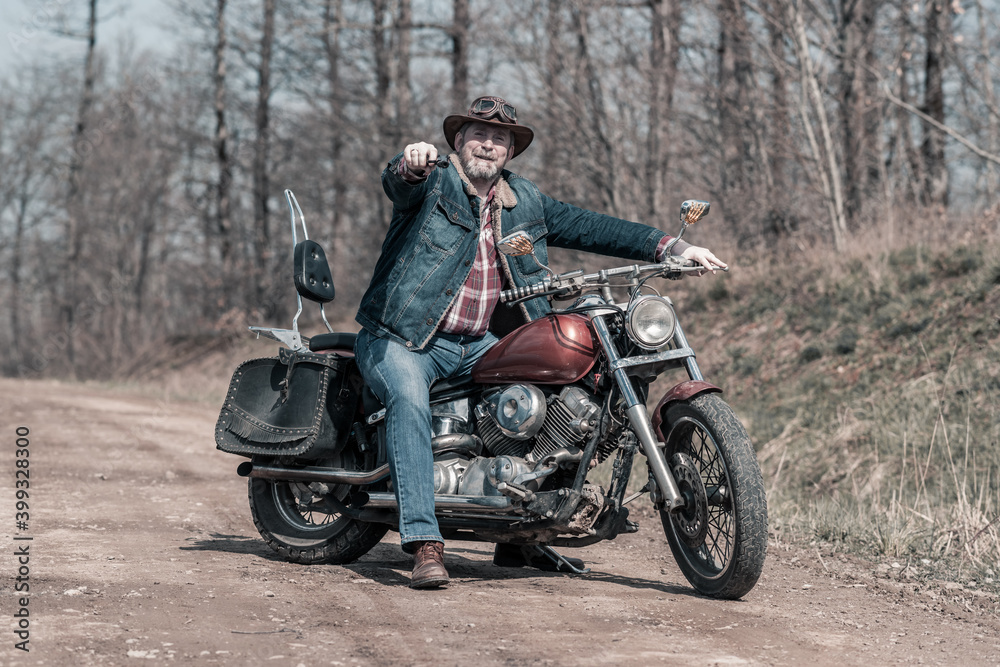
442;96;534;159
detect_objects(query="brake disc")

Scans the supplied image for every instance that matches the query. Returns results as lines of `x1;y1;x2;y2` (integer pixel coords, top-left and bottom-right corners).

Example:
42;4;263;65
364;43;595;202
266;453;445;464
670;452;709;548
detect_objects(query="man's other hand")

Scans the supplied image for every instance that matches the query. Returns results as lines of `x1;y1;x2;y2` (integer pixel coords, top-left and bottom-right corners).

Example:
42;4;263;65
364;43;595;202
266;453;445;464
680;245;728;275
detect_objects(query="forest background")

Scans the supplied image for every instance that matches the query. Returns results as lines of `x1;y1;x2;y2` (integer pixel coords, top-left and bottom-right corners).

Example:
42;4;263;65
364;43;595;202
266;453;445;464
2;0;999;590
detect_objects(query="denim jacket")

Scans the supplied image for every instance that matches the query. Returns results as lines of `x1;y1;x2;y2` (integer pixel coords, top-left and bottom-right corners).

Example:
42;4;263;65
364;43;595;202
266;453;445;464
356;153;667;350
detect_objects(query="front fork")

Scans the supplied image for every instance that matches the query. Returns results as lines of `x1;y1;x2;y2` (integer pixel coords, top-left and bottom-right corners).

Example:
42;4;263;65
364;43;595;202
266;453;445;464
589;313;686;512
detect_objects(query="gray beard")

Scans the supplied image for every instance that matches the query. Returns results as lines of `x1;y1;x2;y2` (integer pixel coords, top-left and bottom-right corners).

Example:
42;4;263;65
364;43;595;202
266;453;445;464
460;152;500;181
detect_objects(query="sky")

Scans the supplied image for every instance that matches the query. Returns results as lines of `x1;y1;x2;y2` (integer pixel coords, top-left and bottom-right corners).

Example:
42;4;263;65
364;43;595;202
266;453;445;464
1;0;176;72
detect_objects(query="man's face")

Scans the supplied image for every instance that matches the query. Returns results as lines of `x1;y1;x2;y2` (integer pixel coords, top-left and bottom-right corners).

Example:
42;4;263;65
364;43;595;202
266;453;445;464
455;122;512;182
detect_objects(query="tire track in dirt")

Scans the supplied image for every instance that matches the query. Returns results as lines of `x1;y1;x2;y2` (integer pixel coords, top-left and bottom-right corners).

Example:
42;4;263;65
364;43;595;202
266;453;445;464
2;377;999;665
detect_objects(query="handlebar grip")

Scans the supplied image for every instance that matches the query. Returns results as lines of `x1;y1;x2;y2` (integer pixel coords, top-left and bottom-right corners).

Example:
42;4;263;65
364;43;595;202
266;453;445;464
500;281;548;302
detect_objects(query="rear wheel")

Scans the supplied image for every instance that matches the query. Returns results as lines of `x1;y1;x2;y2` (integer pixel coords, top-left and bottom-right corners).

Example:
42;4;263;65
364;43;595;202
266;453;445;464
659;393;767;599
248;449;389;565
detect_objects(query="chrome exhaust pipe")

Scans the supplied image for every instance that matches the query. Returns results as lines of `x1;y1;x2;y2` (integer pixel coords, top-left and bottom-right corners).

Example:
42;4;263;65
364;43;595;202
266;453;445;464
237;461;390;485
238;463;514;514
362;492;513;513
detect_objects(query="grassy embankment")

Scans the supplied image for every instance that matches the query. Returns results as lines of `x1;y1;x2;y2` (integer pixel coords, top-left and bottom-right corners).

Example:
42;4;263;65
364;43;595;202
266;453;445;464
667;218;1000;587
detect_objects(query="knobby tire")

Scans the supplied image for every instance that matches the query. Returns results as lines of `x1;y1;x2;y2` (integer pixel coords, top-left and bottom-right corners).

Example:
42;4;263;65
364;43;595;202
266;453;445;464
659;393;767;599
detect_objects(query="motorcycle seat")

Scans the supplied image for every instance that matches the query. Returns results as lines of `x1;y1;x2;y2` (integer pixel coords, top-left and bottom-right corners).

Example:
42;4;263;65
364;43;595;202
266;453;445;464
362;375;475;416
430;374;475;395
308;332;357;353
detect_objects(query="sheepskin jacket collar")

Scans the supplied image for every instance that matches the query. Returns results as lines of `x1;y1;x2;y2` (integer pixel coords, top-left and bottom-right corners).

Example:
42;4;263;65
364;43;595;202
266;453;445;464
448;153;518;209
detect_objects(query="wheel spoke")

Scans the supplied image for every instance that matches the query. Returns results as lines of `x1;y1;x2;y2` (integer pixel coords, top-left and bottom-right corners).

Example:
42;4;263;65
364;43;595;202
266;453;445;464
274;481;349;532
666;417;736;579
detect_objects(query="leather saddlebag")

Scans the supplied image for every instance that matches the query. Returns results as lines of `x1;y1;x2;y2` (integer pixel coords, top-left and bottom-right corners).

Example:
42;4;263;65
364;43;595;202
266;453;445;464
215;348;360;459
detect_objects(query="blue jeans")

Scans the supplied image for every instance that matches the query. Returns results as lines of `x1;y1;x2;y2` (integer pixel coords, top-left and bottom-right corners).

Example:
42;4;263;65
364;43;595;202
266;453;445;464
354;328;498;552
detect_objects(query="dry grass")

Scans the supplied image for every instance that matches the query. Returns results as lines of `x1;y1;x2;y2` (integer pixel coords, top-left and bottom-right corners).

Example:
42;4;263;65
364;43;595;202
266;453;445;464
662;203;1000;587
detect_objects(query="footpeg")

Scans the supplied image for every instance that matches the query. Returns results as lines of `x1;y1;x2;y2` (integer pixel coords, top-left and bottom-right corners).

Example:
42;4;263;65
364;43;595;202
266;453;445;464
496;481;534;503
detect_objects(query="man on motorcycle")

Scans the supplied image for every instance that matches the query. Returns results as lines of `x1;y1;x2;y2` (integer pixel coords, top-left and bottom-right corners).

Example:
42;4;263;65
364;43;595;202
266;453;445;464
355;95;727;588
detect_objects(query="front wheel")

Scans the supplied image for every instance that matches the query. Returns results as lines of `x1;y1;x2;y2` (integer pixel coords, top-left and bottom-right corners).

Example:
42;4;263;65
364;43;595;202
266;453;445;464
248;450;389;565
658;393;767;599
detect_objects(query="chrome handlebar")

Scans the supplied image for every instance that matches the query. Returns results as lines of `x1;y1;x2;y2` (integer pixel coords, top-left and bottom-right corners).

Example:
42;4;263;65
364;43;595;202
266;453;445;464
499;257;712;304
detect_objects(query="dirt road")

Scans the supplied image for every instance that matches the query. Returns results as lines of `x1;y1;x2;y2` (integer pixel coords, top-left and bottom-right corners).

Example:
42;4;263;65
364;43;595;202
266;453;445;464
2;377;998;666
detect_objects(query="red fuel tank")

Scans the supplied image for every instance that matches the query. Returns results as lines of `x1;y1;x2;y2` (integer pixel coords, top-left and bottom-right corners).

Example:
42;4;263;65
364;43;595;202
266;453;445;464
472;314;598;384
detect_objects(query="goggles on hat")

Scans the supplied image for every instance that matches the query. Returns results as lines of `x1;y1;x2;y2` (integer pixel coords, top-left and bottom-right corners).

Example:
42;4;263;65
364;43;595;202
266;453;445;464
470;97;517;124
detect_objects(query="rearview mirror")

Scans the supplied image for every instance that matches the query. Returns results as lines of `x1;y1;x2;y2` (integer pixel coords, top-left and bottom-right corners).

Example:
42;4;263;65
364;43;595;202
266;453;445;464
496;231;553;277
496;231;535;257
679;200;710;225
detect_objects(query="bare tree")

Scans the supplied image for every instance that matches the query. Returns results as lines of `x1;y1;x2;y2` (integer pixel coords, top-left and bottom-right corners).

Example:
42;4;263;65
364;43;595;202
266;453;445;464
214;0;234;267
717;0;791;242
451;0;469;110
0;79;60;373
836;0;881;225
252;0;277;302
885;0;925;204
762;0;794;235
373;0;394;156
786;0;849;249
972;0;999;204
395;0;413;148
537;0;568;194
569;3;620;213
921;0;951;207
646;0;683;220
716;0;755;225
63;0;100;377
322;0;346;236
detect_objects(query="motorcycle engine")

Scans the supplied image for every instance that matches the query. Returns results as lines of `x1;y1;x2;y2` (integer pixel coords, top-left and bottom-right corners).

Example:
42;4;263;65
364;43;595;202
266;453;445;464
429;387;600;496
474;385;600;462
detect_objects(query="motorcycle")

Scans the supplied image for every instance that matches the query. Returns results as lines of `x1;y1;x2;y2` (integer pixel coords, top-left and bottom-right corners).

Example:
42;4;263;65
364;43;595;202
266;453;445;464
215;189;767;599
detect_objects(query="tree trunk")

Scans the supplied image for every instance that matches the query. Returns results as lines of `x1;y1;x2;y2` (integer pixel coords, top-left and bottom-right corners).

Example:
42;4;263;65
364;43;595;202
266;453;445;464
892;0;923;204
370;0;394;227
974;0;998;205
64;0;98;377
373;0;393;156
394;0;413;149
541;1;563;180
323;0;345;239
764;0;792;235
571;5;619;213
787;0;848;249
253;0;276;302
716;0;749;185
921;0;950;207
214;0;233;267
646;0;682;220
838;0;879;226
10;192;27;370
451;0;469;111
716;0;759;241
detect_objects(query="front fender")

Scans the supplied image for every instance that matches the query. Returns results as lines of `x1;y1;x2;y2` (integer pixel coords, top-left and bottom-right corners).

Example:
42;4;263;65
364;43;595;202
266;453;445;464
650;380;722;441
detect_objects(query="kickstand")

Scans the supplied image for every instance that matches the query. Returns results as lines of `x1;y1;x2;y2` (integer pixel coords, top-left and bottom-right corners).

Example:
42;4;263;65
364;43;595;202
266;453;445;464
534;545;591;574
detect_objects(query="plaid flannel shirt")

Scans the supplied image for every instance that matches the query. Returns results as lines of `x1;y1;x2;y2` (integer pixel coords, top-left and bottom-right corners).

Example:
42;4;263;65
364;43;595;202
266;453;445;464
438;186;501;336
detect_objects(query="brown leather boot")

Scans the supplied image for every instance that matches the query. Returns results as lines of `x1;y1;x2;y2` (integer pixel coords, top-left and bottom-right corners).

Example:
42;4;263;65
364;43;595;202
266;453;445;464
409;541;449;589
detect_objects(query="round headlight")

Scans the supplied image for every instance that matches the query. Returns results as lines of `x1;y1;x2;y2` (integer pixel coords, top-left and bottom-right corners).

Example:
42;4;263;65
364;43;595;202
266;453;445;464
625;296;676;350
